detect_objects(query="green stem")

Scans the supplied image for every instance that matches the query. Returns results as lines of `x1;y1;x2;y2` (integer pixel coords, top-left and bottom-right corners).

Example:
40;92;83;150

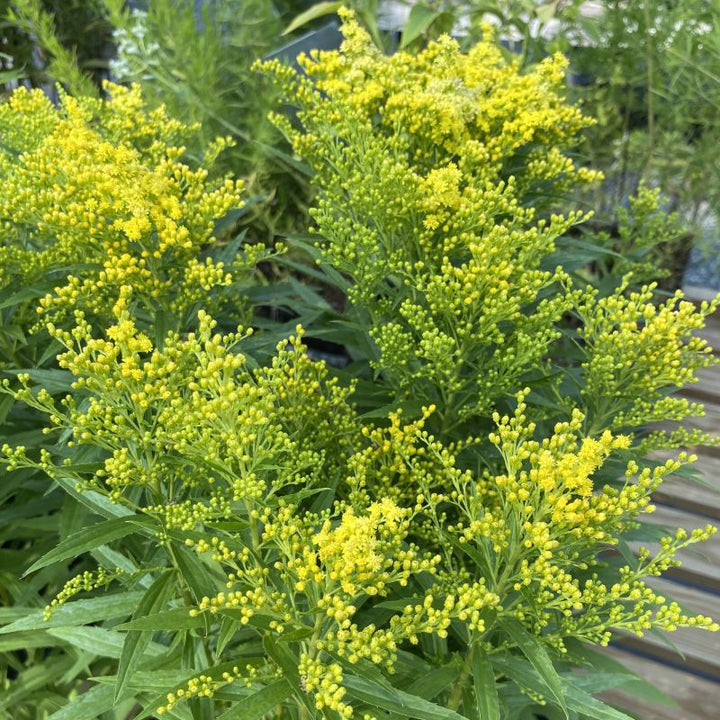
447;643;474;711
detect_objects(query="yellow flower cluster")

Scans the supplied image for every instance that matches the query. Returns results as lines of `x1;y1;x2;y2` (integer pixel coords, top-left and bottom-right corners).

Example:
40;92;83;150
158;666;249;714
298;655;351;717
43;567;116;620
0;82;253;327
261;9;720;454
578;280;719;439
259;12;601;424
2;306;357;519
414;391;719;647
4;308;718;717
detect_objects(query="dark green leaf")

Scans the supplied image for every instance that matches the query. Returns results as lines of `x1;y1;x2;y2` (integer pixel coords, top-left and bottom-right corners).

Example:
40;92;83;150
116;607;205;631
23;515;154;576
403;663;460;701
170;542;217;603
115;571;176;700
217;679;293;719
343;674;467;720
493;654;636;720
46;682;117;720
5;368;74;394
472;646;500;720
498;617;568;717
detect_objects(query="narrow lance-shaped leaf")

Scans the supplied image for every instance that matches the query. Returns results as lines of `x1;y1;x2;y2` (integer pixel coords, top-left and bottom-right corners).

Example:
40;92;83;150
23;515;155;576
494;654;637;720
472;645;500;720
343;674;468;720
115;570;176;701
281;1;342;36
498;616;568;718
0;592;145;634
217;679;293;720
400;3;443;48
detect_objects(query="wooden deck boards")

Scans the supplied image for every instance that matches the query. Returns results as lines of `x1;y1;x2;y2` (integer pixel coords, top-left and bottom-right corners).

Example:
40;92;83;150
652;453;720;519
602;304;720;718
599;648;720;720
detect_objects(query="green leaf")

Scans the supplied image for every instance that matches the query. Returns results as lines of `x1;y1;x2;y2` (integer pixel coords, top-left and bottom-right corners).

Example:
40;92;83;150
170;541;217;603
561;676;638;720
0;592;144;633
343;674;467;720
263;634;316;714
281;1;342;36
23;515;154;576
535;1;559;23
567;671;642;696
493;654;636;720
48;626;128;659
403;663;460;701
498;617;568;718
0;657;73;710
115;571;176;701
262;634;301;686
0;284;52;311
217;679;293;719
5;368;74;393
46;685;116;720
0;394;13;425
216;614;239;656
400;4;441;48
116;606;205;631
472;646;500;720
53;474;133;520
565;642;677;707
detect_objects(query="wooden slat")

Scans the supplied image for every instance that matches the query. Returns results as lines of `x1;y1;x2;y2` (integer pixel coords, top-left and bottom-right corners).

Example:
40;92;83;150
649;399;720;460
696;311;720;355
613;577;720;679
681;367;720;403
599;646;720;720
629;504;720;590
653;453;720;519
682;284;720;305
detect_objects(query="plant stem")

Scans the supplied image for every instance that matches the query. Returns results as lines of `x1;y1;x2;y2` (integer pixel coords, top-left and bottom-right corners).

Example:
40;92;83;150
448;643;474;711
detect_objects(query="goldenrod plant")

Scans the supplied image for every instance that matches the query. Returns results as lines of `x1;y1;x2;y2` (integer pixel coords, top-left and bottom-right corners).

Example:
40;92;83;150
6;0;315;241
0;81;269;717
2;309;716;719
261;13;717;449
0;8;719;720
0;81;277;365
